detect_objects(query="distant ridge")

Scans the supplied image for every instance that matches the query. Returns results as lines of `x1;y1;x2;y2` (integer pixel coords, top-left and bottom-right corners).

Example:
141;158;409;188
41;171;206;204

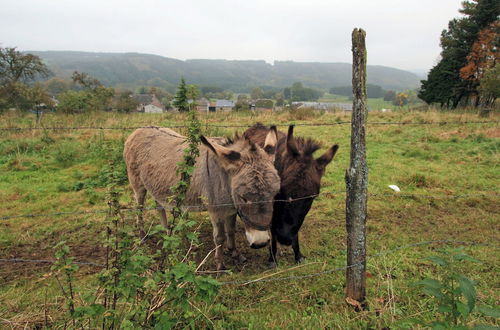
31;51;420;92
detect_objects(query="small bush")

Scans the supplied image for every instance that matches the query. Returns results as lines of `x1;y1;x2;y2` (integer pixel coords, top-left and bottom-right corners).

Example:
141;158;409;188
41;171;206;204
84;188;101;205
56;183;71;192
52;142;80;167
41;131;55;145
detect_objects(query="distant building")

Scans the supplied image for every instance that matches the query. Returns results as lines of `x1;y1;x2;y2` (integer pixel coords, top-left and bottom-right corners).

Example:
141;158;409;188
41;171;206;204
133;94;165;113
208;101;216;112
195;98;209;112
214;99;235;112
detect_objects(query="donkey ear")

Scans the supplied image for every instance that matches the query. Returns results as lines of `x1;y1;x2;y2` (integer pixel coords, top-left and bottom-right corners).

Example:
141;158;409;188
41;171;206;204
200;136;241;162
316;144;339;170
286;125;299;157
263;125;278;156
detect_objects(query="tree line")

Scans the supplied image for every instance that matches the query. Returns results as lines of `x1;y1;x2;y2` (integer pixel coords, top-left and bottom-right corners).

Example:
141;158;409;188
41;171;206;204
419;0;498;108
2;45;429;113
0;49;328;114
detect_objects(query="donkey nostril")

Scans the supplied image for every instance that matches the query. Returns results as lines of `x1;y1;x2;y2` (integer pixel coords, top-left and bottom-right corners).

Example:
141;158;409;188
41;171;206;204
250;241;270;249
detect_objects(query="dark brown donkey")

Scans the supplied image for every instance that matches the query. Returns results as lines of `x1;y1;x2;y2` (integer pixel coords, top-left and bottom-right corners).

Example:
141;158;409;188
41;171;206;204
244;124;338;266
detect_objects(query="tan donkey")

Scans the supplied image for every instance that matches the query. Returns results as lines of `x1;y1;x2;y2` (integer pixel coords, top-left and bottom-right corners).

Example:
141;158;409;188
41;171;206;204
124;127;280;270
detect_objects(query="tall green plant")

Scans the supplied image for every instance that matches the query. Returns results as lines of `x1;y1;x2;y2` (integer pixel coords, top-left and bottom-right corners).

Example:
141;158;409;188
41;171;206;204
52;125;220;328
168;97;201;232
415;248;499;329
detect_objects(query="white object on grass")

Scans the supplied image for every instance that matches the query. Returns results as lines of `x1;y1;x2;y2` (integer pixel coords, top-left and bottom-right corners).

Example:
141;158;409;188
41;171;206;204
388;185;401;192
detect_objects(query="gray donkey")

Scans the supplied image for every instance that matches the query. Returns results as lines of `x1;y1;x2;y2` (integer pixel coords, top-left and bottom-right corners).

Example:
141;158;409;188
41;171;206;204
124;127;280;270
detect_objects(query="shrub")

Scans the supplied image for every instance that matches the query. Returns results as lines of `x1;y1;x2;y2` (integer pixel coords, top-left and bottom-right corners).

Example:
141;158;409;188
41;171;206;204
52;142;80;167
415;248;499;328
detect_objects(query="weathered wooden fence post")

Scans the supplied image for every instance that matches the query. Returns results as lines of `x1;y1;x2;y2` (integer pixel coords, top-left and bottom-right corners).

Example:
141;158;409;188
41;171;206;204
345;28;368;308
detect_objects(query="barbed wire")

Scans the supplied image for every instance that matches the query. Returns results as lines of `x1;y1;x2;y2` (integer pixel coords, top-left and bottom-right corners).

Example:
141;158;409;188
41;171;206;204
1;190;498;221
0;194;321;221
0;258;104;267
220;239;500;286
0;120;498;131
1;240;497;285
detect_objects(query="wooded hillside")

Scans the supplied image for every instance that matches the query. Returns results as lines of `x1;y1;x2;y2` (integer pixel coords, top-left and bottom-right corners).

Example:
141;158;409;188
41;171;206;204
31;51;421;92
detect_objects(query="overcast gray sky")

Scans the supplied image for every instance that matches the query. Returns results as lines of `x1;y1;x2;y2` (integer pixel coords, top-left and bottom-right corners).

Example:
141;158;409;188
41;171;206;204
1;0;464;73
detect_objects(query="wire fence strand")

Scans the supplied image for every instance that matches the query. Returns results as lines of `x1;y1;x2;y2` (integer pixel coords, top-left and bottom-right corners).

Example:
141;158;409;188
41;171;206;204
0;258;104;267
1;190;498;221
0;120;498;131
1;240;497;286
220;239;499;285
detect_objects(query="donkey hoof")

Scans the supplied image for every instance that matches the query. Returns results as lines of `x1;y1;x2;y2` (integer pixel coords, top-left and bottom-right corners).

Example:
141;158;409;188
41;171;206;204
237;254;247;263
295;256;305;264
230;251;247;263
216;263;227;272
268;261;278;269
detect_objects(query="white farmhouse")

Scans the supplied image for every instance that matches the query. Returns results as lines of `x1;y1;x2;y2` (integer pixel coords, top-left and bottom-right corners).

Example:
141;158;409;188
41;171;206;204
133;94;165;113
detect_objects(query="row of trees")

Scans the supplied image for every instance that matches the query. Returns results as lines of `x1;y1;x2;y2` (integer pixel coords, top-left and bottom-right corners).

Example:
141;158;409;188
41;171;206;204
0;47;180;113
3;45;429;113
383;89;420;107
419;0;499;108
329;84;421;107
330;84;386;99
233;83;323;110
284;82;323;102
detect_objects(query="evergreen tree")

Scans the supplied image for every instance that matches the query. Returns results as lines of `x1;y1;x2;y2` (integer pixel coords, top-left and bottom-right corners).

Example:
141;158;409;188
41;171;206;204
419;0;499;108
172;78;189;112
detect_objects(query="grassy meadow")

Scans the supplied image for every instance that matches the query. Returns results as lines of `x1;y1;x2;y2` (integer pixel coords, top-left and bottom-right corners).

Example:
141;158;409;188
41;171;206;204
0;108;499;328
319;93;396;110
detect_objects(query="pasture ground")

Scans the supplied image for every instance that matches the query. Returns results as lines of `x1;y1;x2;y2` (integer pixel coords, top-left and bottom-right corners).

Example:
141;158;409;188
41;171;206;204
0;109;499;328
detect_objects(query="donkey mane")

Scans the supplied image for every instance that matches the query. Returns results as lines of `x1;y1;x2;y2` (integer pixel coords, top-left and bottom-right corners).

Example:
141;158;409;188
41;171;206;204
244;123;325;195
221;132;254;146
245;123;322;157
289;136;321;157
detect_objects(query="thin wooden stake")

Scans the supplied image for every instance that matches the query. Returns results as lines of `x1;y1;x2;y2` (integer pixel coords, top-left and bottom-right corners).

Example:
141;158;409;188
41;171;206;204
345;28;368;308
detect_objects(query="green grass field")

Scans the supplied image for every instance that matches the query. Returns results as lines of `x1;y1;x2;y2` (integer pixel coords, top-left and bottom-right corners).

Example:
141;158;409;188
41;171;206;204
319;93;397;110
0;109;499;328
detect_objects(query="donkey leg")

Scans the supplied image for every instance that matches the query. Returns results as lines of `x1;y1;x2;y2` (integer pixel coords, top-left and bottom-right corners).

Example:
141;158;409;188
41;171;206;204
210;214;227;271
268;235;278;268
224;214;247;263
292;235;305;263
134;187;147;232
156;201;168;229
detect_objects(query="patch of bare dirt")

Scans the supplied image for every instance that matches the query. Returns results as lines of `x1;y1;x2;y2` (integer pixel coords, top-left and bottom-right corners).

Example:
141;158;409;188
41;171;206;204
0;241;106;283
